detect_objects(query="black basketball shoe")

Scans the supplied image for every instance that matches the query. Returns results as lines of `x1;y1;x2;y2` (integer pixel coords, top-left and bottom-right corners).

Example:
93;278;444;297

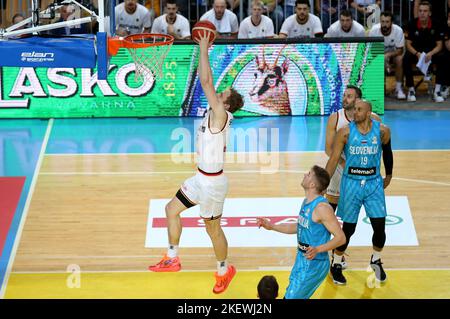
330;263;347;285
370;257;387;282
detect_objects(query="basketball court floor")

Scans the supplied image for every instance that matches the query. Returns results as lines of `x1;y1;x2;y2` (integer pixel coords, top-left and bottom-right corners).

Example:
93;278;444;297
1;110;450;299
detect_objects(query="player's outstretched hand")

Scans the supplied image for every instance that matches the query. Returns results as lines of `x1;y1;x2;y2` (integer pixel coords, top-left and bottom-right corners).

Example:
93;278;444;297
257;217;273;231
198;31;212;48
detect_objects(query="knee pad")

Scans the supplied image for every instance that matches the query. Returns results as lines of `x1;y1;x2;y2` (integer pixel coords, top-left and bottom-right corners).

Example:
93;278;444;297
336;222;357;252
370;217;386;249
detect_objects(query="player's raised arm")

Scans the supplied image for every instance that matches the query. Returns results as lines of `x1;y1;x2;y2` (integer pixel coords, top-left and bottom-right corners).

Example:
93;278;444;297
197;32;227;119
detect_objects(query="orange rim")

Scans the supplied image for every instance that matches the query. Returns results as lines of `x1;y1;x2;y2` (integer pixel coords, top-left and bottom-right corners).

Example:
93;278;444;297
107;33;174;56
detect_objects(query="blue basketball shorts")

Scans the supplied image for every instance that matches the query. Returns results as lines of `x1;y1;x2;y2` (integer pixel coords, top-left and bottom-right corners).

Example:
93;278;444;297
337;175;387;224
284;254;330;299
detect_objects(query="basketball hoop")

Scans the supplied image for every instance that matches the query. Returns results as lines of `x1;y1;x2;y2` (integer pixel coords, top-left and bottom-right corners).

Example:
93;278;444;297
108;33;174;82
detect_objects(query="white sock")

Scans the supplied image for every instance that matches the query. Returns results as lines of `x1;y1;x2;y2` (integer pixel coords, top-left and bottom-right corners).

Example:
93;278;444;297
372;251;381;262
395;82;403;91
333;253;343;265
435;84;442;94
167;245;178;258
217;260;228;276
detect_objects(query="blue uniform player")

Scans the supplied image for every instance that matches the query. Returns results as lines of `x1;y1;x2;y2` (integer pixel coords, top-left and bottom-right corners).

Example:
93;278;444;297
257;166;346;299
326;99;393;285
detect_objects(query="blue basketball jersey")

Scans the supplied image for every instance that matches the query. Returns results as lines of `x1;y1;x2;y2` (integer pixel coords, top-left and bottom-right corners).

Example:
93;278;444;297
297;196;331;260
343;120;382;180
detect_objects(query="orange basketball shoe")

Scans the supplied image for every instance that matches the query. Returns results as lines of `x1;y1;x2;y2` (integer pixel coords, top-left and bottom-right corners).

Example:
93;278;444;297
148;254;181;272
213;265;236;294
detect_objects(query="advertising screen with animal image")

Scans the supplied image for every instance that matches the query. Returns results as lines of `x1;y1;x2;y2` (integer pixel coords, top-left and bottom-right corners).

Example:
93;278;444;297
0;41;383;118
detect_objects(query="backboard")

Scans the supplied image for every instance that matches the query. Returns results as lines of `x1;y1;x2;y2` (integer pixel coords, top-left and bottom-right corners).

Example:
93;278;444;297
0;0;111;80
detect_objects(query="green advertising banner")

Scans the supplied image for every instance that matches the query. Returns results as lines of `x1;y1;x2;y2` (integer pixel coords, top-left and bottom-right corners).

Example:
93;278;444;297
0;40;384;118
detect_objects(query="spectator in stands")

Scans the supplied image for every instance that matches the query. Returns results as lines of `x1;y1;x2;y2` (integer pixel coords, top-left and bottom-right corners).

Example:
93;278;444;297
324;9;365;38
257;275;279;299
151;0;191;39
11;13;25;29
115;0;152;36
238;0;275;38
350;0;381;28
50;4;89;36
314;0;349;34
369;11;406;100
279;0;323;38
200;0;239;39
8;13;28;38
404;1;446;103
414;0;447;24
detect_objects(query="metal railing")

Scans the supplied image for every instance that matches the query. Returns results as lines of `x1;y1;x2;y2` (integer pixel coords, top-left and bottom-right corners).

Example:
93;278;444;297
2;1;449;32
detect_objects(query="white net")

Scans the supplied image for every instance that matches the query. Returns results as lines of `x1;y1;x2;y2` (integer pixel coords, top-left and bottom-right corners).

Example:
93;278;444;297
125;34;174;82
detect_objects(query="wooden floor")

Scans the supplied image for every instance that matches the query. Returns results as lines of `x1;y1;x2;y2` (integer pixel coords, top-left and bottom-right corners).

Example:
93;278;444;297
11;150;450;274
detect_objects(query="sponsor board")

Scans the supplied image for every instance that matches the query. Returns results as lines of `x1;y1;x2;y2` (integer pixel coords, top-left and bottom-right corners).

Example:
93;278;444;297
0;41;384;117
145;196;418;248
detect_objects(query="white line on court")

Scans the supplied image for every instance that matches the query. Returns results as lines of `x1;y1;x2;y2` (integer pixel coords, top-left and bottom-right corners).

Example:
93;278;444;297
44;149;450;156
394;177;450;187
0;119;54;299
39;169;307;175
39;170;450;186
19;254;217;259
45;151;324;156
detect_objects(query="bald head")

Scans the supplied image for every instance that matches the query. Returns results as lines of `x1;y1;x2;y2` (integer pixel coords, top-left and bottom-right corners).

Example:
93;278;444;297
356;99;372;112
354;99;372;123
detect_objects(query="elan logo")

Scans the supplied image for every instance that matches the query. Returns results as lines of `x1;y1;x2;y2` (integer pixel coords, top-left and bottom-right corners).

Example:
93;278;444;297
21;51;55;63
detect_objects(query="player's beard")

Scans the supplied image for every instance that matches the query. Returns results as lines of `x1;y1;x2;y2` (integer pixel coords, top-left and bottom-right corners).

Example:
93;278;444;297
343;102;354;110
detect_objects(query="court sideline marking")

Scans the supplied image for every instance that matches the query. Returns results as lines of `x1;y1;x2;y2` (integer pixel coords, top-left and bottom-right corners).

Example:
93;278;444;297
0;119;54;299
39;170;450;187
44;149;450;156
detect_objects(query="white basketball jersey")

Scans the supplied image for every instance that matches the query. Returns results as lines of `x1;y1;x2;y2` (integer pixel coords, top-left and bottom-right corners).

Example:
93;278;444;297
336;108;351;131
196;109;233;173
336;108;351;160
279;13;323;38
238;15;275;39
115;3;152;35
151;14;191;38
369;23;405;53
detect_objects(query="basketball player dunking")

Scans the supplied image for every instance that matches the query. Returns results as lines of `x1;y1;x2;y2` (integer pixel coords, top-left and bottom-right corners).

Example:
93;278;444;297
148;32;244;294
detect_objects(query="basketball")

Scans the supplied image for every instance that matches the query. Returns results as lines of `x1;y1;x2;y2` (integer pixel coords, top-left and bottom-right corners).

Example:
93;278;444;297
192;20;217;44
